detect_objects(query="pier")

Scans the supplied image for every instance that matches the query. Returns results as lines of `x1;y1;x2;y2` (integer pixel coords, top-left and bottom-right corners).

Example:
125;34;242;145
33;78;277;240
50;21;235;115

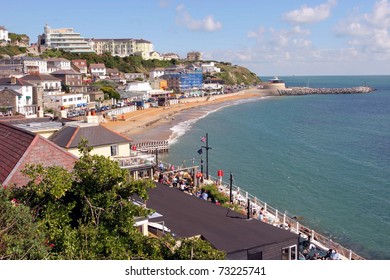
278;86;375;96
133;140;169;154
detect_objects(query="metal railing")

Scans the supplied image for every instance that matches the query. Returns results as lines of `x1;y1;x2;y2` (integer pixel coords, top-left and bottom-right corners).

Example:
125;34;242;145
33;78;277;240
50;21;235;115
208;175;365;260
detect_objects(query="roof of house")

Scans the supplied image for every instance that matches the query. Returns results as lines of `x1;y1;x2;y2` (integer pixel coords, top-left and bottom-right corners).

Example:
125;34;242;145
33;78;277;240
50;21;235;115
0;77;33;87
20;74;61;82
135;39;151;44
0;122;36;183
89;63;106;69
0;88;22;97
47;58;70;62
51;69;81;75
49;124;132;149
0;121;77;186
145;184;298;255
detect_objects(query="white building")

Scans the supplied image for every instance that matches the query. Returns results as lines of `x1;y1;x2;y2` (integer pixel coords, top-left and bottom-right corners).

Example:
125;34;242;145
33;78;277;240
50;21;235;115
121;82;153;100
89;63;106;76
0;77;34;115
38;24;94;53
44;92;87;109
0;26;10;44
47;58;72;72
90;38;153;57
161;53;180;61
20;74;62;96
201;62;220;73
149;68;165;80
22;57;48;74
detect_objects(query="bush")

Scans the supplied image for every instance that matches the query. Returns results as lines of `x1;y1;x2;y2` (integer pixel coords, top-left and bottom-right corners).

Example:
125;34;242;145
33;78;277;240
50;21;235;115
200;184;229;204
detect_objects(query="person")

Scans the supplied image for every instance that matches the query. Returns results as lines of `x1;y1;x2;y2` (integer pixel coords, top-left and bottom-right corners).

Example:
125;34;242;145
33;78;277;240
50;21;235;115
159;161;164;171
310;252;320;260
258;207;265;221
158;173;164;184
330;250;341;260
172;177;178;188
180;182;186;191
202;191;208;201
322;249;333;260
215;199;221;206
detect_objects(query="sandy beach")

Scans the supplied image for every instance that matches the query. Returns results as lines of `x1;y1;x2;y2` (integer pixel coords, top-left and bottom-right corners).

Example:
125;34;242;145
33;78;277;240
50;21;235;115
102;88;272;143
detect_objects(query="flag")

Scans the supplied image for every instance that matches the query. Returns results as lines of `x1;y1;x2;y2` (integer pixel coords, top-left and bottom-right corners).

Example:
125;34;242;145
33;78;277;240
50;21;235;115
197;148;203;155
200;135;206;143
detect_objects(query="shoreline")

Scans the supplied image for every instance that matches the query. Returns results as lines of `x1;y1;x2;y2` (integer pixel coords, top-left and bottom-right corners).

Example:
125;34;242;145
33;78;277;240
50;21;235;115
102;88;271;143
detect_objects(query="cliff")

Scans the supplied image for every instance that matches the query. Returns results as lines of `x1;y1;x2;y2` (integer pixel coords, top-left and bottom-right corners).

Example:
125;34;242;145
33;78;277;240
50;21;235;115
213;62;261;85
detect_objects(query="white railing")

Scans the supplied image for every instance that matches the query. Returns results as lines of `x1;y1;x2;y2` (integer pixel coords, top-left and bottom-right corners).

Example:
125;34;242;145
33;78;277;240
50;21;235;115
208;175;364;260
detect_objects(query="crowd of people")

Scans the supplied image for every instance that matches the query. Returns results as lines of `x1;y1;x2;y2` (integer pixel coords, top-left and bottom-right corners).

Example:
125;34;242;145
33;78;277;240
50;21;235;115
152;163;342;260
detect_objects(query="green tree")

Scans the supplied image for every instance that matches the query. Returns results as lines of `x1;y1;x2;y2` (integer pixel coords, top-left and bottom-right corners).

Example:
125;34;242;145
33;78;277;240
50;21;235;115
0;186;50;260
101;86;120;100
173;238;225;260
8;141;225;259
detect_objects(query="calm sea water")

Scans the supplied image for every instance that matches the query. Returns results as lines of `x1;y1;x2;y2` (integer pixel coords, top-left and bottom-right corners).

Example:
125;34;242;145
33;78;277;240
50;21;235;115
163;76;390;260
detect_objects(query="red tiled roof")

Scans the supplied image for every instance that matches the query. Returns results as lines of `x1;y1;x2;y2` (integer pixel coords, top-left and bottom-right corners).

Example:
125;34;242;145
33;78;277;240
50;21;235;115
0;122;36;184
0;122;77;186
89;63;106;69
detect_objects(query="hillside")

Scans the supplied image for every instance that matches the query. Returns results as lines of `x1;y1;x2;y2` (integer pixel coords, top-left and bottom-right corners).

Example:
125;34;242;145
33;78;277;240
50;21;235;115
0;48;261;85
213;62;261;85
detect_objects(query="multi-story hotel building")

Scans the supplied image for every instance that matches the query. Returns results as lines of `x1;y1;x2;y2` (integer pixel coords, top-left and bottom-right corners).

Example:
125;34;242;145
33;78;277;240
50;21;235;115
89;38;153;57
38;24;94;53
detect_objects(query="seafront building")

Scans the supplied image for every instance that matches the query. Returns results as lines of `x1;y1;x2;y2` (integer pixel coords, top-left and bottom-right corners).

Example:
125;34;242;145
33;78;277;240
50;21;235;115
163;65;203;95
38;24;94;53
90;38;153;58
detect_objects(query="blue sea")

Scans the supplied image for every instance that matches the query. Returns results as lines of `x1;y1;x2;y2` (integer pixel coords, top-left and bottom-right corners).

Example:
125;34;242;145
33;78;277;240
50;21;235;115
162;76;390;260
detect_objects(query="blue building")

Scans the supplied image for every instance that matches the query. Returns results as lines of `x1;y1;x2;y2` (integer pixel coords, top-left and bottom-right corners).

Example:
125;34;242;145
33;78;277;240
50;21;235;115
163;66;203;95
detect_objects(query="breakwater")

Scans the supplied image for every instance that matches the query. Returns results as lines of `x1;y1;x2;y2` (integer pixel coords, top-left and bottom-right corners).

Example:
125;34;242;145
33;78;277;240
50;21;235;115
278;86;375;96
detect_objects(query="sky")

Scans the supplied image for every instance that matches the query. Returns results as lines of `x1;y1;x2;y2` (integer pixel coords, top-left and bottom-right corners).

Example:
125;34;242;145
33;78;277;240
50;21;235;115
2;0;390;76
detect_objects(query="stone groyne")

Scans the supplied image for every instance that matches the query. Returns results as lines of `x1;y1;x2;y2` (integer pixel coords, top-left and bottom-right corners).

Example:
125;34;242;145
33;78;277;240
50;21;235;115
278;86;375;96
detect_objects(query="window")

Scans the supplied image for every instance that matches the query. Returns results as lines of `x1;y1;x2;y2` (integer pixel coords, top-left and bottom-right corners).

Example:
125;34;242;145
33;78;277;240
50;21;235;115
110;145;118;156
282;245;297;260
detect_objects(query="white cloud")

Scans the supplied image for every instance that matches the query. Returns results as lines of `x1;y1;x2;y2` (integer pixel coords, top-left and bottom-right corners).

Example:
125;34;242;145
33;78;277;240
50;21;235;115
175;4;222;32
291;26;311;35
206;1;390;75
335;0;390;53
365;0;390;28
283;0;337;24
247;26;265;39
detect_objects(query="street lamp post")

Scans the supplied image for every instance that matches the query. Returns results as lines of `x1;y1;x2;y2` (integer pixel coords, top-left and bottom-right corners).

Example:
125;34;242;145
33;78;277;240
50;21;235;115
201;133;212;179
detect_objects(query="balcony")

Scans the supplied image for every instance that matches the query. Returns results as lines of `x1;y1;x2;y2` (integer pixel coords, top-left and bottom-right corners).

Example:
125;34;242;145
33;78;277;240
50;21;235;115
114;153;156;170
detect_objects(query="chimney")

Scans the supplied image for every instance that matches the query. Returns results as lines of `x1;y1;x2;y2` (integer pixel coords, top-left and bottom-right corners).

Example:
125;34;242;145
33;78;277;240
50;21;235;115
10;76;17;85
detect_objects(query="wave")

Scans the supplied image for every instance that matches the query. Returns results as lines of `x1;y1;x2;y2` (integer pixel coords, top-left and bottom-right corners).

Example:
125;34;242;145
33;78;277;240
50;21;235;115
168;97;265;145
